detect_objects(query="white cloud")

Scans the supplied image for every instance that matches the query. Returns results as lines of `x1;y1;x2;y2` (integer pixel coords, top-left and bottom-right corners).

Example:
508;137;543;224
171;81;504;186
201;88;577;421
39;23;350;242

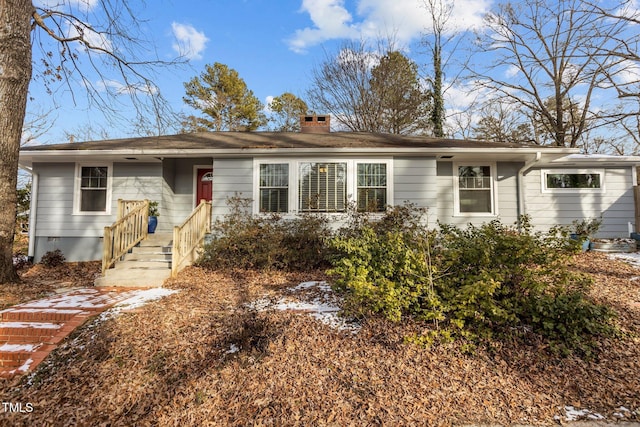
617;60;640;85
96;79;158;96
505;64;519;78
66;22;113;52
288;0;490;53
171;22;209;60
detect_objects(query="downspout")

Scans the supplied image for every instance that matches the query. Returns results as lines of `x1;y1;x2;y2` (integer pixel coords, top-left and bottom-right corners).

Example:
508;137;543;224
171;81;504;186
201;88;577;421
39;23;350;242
19;165;38;262
517;152;541;228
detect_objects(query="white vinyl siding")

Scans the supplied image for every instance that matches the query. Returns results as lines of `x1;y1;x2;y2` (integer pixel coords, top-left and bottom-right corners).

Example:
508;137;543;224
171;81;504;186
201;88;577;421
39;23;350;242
525;167;635;238
212;158;253;221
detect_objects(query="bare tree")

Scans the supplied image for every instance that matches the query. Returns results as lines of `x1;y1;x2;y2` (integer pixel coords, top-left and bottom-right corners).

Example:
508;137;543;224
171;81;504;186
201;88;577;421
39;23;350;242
472;101;533;144
0;1;178;283
420;0;455;137
468;0;629;148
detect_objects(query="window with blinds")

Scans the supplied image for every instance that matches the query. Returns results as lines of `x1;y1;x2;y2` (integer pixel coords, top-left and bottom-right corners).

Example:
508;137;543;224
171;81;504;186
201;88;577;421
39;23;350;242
357;163;387;211
299;162;347;212
458;165;493;214
259;163;289;212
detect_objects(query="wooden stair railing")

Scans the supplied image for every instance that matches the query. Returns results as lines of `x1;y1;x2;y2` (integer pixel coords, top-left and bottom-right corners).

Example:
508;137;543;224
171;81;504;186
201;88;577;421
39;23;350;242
172;200;212;277
102;199;150;274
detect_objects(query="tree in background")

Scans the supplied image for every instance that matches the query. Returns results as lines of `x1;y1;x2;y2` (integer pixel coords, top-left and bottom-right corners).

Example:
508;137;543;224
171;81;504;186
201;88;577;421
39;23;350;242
468;0;630;148
182;63;267;132
268;92;308;132
307;42;431;134
420;0;456;137
370;51;431;135
472;102;533;144
0;1;177;283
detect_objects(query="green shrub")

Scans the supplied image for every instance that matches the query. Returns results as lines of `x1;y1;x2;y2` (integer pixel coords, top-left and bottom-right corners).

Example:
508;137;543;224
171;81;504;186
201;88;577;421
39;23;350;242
329;204;440;322
330;209;614;355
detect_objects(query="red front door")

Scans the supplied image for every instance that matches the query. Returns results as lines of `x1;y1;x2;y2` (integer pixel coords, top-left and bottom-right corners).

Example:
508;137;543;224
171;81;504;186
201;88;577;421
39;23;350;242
197;168;213;205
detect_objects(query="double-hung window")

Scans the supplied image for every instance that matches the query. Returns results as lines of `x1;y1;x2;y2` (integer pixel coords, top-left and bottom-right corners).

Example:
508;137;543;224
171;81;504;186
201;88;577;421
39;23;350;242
357;163;387;212
299;162;347;212
455;164;496;215
75;164;112;214
259;163;289;213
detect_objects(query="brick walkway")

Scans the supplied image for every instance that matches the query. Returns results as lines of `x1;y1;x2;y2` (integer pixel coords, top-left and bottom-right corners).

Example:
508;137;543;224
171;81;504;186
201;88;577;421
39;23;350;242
0;287;148;378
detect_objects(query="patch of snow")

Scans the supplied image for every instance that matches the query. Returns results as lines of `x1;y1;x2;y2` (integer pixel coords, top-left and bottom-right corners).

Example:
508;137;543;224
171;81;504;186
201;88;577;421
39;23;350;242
225;344;239;354
100;288;178;320
17;358;33;372
0;322;62;329
563;406;605;421
249;281;360;333
2;308;86;315
609;252;640;268
0;343;39;352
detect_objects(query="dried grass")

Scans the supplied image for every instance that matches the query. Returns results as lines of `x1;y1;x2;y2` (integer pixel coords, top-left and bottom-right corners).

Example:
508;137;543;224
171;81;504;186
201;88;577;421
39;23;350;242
0;254;638;426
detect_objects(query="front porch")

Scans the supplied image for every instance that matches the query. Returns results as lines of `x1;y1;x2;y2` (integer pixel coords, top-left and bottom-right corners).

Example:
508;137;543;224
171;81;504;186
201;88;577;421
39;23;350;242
96;199;211;287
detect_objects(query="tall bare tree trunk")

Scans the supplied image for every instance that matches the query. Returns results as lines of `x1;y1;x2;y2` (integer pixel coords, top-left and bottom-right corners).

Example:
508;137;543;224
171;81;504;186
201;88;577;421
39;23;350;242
0;1;33;283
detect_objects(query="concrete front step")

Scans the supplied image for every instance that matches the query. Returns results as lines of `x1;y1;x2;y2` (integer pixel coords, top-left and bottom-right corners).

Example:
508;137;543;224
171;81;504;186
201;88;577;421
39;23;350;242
96;233;173;287
123;252;172;262
95;267;171;287
114;260;171;269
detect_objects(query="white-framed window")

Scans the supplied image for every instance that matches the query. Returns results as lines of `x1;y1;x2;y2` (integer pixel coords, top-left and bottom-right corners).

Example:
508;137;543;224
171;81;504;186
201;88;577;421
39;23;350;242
453;163;497;216
541;169;605;193
259;163;289;213
74;163;113;215
253;158;392;214
357;163;387;212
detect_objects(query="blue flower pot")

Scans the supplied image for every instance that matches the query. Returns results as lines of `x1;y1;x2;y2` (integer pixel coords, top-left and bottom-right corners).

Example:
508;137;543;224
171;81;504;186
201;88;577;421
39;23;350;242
148;216;158;234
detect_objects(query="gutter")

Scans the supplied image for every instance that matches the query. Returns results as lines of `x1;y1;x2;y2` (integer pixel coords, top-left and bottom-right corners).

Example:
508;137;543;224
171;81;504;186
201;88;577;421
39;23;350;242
19;164;38;262
517;152;541;223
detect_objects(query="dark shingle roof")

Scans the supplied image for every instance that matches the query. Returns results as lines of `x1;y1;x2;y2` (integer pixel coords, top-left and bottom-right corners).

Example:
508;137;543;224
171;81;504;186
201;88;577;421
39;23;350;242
21;131;548;151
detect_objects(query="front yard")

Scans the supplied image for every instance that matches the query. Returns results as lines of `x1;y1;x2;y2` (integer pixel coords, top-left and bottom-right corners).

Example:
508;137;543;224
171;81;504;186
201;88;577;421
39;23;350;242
0;252;638;425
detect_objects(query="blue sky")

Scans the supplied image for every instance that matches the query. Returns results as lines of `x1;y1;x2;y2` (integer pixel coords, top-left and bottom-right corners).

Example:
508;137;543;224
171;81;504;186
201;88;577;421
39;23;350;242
26;0;640;146
27;0;492;143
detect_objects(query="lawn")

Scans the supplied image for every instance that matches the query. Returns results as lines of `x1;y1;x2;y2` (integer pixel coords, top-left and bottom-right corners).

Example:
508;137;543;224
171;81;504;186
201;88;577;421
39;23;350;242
0;252;638;426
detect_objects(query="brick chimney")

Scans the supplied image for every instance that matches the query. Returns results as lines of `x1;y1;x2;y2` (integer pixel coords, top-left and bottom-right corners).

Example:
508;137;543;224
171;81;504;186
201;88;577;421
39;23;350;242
300;114;330;133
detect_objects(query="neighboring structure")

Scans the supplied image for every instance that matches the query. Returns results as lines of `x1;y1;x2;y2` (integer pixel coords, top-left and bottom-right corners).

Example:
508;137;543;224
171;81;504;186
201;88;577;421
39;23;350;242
18;115;640;263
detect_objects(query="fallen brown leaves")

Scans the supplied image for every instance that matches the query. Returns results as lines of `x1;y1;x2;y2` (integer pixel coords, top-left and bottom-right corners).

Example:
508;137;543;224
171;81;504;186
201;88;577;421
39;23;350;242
0;254;638;426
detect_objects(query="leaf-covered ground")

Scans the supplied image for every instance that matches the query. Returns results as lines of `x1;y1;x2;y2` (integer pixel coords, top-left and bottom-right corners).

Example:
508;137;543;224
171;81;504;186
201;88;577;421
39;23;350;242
0;252;638;426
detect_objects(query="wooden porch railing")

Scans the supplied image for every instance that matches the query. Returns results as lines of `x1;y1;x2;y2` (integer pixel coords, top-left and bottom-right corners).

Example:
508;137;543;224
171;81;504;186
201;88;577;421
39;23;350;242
171;200;212;277
102;199;150;274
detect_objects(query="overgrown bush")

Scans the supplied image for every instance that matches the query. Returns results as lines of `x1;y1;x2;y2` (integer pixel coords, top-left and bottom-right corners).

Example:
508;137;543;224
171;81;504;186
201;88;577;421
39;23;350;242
40;249;65;268
197;196;332;271
329;204;438;322
329;210;614;355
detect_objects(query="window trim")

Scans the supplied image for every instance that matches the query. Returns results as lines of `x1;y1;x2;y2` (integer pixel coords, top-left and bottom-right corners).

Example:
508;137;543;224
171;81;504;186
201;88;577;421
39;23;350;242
73;163;113;215
541;168;605;194
452;162;498;217
252;158;393;215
